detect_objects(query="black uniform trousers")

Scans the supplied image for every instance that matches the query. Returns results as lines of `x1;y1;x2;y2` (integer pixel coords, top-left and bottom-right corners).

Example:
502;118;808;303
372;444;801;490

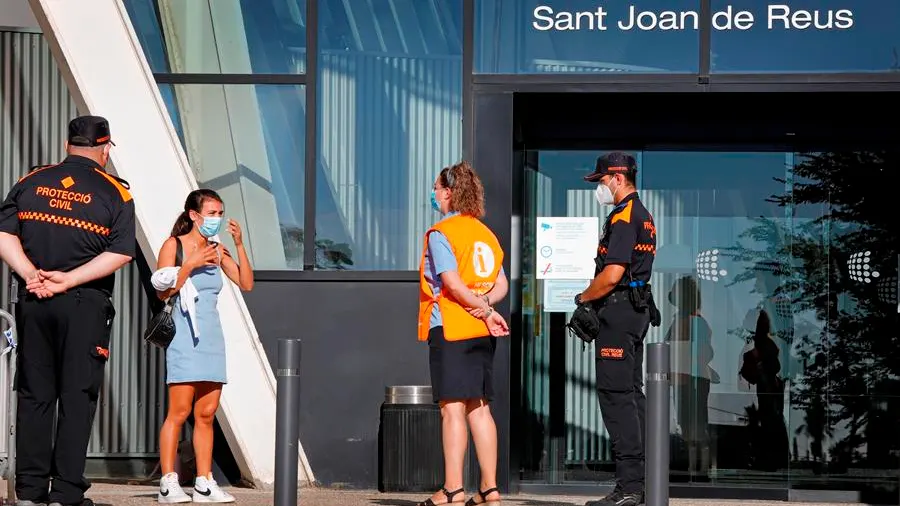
593;295;650;494
14;287;115;505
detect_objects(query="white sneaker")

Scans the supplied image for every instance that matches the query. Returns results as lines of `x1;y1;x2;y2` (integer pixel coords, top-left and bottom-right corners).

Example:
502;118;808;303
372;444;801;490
158;472;192;503
192;475;235;503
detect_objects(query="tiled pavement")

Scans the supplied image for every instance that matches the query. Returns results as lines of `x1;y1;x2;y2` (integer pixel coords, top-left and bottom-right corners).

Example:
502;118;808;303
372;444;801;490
1;480;866;506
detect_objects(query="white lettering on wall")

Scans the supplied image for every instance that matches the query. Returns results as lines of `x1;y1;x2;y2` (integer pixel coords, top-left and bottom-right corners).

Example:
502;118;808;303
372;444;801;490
767;5;854;30
533;5;610;31
618;6;699;31
531;4;855;32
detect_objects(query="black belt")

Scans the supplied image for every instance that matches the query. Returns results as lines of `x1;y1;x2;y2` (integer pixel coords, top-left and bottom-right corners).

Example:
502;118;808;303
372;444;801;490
597;290;631;306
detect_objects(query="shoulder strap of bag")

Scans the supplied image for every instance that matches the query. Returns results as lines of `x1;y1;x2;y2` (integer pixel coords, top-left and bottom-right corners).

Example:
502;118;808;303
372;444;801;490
175;237;184;267
163;238;185;309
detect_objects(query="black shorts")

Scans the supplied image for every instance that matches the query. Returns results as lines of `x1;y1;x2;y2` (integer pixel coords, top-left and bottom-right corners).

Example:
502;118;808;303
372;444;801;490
428;326;496;403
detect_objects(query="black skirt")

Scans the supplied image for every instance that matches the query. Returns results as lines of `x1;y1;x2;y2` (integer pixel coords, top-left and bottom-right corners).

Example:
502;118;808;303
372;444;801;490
428;326;496;403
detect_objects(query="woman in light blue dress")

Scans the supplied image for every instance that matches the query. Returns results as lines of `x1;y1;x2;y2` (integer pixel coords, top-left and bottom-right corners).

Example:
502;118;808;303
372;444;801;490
153;189;255;503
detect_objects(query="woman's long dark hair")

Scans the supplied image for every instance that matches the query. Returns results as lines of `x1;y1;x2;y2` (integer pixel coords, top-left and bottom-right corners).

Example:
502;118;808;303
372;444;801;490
170;189;223;237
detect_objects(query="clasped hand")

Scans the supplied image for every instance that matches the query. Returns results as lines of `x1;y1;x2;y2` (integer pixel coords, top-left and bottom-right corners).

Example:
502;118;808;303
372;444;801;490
466;298;510;337
25;269;72;299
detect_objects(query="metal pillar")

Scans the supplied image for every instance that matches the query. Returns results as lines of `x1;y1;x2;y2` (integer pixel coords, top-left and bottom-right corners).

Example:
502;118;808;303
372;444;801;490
645;342;670;506
274;339;302;506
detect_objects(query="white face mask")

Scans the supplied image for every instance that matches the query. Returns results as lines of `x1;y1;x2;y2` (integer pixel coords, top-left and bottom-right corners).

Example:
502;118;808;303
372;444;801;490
595;181;615;206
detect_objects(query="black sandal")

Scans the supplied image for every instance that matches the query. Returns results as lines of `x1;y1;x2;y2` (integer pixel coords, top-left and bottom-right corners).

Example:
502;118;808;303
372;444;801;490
417;486;465;506
465;487;500;506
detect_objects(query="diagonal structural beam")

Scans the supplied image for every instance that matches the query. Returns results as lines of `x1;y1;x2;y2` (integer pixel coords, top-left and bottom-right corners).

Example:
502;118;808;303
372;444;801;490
26;0;313;488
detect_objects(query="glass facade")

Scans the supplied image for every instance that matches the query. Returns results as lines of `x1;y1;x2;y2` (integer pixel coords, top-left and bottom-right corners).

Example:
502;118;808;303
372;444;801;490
518;149;899;491
476;0;700;73
163;84;307;270
315;0;463;270
126;0;462;271
710;0;900;72
125;0;307;74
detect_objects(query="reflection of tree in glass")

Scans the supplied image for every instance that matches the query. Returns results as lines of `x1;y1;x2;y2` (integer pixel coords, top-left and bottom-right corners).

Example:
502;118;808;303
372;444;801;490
280;225;355;269
725;151;899;473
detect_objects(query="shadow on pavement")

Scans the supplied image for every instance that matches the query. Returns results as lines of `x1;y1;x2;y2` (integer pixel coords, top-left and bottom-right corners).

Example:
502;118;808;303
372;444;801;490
369;500;419;506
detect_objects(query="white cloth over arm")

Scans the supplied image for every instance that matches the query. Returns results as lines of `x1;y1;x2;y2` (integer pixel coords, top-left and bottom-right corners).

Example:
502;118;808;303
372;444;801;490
151;266;201;337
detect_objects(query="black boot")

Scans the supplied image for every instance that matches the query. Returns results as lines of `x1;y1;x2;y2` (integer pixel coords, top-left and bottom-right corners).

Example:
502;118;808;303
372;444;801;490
585;489;643;506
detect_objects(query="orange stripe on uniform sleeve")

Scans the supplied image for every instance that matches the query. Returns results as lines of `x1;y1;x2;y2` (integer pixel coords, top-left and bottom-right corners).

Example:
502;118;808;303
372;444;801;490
94;169;132;202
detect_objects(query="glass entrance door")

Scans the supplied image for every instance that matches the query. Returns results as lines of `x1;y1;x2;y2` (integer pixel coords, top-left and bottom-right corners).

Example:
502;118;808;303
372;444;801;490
516;148;899;497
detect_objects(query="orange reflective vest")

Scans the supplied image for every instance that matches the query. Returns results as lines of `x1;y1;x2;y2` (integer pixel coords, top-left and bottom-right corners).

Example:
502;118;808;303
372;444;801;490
417;214;504;342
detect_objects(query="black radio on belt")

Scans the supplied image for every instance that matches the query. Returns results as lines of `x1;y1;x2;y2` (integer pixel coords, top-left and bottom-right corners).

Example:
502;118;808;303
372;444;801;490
626;280;662;328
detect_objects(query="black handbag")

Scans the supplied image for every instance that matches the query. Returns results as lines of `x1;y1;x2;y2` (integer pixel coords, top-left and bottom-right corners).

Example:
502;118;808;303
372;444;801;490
143;240;184;349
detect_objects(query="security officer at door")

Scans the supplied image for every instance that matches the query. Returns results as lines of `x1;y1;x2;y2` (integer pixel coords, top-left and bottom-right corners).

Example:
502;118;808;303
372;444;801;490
575;152;660;506
0;115;135;506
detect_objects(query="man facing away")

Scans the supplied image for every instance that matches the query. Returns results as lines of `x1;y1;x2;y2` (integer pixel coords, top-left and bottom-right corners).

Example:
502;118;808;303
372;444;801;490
0;115;135;506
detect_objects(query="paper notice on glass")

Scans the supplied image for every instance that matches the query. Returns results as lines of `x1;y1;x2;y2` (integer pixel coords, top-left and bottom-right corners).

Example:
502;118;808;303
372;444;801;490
542;279;591;313
535;217;599;279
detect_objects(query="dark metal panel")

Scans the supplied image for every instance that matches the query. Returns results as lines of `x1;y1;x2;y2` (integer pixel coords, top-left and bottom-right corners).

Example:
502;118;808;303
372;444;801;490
472;91;514;493
708;81;900;93
513;91;900;150
473;73;701;85
699;0;711;76
243;279;426;487
472;70;900;94
462;0;474;160
303;0;319;269
475;81;706;94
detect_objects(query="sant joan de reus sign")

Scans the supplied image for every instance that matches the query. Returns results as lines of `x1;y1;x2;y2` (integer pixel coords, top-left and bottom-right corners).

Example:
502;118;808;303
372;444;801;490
531;4;854;31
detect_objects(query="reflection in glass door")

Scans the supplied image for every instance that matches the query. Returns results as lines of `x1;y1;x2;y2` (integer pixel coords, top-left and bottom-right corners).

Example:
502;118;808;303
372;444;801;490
516;148;899;498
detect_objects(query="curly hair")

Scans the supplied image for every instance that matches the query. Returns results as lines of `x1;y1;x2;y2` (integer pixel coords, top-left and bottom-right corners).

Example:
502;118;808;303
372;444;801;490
439;160;485;218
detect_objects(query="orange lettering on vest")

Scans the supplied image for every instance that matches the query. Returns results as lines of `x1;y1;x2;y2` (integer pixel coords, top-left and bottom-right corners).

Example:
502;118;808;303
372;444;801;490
417;215;505;342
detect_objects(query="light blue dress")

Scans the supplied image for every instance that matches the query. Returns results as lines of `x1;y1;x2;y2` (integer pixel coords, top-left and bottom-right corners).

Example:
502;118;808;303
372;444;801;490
165;260;228;385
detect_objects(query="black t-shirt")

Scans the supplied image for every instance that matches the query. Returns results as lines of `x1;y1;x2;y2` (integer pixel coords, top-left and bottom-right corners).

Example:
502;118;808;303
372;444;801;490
0;155;136;294
595;191;656;285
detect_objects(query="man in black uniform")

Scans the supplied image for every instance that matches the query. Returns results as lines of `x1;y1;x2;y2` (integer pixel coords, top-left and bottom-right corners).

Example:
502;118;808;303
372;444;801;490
575;152;658;506
0;116;135;506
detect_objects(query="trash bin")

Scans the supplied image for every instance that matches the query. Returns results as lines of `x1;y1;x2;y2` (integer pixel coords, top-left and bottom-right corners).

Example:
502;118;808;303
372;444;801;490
378;385;442;492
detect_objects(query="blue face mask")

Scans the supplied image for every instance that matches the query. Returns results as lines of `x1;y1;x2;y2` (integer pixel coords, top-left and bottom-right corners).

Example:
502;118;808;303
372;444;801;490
198;216;222;238
430;190;441;213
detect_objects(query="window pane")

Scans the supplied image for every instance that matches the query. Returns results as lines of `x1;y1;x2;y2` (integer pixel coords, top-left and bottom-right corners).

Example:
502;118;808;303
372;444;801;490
789;151;898;492
476;0;700;73
124;0;306;74
316;0;463;270
710;0;900;72
165;84;306;270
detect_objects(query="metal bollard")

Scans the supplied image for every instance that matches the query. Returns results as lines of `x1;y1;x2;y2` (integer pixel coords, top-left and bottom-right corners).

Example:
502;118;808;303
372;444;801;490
645;342;670;506
274;338;302;506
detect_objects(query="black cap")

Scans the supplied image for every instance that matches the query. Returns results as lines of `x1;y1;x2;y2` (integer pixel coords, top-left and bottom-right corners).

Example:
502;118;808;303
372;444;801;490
68;115;115;147
584;151;636;182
